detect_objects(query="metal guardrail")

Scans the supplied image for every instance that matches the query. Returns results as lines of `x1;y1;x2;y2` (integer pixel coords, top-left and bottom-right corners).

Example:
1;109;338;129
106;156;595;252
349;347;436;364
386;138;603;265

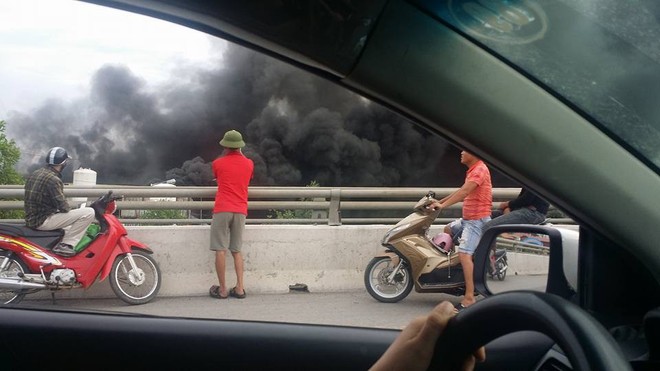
0;186;571;226
495;237;550;255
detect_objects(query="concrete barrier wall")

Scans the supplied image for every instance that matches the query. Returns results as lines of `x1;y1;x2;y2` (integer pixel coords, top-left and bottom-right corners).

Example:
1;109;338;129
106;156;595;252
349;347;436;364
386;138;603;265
37;225;550;300
141;224;391;296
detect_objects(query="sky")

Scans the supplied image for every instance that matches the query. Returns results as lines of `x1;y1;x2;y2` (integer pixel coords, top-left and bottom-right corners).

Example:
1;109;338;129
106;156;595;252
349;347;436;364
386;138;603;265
0;0;509;188
0;0;225;118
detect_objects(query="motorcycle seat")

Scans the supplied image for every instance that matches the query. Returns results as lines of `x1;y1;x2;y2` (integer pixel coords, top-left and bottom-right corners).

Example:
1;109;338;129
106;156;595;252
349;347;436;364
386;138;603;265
0;223;64;238
0;224;64;251
494;249;507;258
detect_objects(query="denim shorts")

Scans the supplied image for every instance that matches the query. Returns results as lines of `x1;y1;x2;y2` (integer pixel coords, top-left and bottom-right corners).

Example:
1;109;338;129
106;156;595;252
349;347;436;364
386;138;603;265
448;217;491;255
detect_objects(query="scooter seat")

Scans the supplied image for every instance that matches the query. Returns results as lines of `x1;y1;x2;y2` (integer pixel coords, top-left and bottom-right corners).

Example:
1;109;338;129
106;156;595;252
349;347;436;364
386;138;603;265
0;223;64;238
494;249;507;258
0;224;64;251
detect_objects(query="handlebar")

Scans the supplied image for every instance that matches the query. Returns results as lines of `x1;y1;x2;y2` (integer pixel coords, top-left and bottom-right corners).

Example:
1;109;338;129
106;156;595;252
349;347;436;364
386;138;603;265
414;192;440;212
102;191;123;202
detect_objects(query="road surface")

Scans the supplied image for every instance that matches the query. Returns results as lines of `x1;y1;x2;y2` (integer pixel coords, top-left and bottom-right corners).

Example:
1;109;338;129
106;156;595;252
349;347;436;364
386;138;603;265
20;274;546;329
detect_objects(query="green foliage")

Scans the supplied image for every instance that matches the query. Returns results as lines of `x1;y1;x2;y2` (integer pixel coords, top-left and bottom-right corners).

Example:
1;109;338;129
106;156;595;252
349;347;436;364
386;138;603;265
2;209;25;220
0;120;24;219
269;180;320;219
139;210;186;219
271;208;312;219
0;120;22;185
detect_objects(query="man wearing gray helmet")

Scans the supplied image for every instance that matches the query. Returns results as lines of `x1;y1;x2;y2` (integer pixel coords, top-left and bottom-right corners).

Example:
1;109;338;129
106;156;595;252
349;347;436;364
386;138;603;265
24;147;95;257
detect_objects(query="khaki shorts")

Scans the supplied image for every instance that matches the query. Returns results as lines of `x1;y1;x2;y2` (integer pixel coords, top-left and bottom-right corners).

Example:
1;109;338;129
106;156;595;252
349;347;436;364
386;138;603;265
210;212;246;252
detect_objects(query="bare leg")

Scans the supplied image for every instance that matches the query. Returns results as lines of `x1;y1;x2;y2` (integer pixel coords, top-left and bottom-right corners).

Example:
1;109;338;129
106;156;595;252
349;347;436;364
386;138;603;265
232;251;245;295
489;248;496;274
459;252;476;307
215;250;228;297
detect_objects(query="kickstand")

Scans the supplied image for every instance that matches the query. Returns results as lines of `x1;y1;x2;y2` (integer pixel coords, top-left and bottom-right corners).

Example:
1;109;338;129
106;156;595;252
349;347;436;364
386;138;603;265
447;252;451;278
51;292;56;305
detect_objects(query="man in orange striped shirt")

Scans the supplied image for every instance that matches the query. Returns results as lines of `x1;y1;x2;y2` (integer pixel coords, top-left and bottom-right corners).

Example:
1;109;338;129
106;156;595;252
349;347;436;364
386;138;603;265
430;151;492;311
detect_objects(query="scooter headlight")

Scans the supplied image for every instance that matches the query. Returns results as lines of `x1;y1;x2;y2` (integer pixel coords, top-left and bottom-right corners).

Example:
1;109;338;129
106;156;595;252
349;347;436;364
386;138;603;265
382;223;411;245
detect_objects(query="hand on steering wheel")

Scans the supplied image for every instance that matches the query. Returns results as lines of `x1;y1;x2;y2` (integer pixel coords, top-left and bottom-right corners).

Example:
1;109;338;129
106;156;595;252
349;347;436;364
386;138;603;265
429;291;631;371
370;301;484;371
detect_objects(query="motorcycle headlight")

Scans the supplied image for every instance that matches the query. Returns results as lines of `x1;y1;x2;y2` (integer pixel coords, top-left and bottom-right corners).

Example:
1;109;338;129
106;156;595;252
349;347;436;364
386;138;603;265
382;223;411;245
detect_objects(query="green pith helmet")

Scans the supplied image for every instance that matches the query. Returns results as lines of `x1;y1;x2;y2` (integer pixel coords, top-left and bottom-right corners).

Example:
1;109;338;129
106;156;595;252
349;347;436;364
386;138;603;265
219;130;246;148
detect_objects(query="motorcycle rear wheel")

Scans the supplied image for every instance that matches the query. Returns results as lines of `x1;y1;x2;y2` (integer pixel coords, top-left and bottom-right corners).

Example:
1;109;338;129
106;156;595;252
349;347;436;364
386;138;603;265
497;260;507;281
0;252;28;305
364;256;413;303
109;251;161;305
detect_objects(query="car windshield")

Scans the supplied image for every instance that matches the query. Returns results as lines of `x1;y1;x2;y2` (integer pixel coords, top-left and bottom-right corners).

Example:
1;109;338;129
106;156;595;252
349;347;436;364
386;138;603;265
429;0;660;173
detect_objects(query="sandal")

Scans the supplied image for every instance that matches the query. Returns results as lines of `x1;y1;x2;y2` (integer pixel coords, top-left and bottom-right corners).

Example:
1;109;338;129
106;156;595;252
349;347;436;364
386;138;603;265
229;287;246;299
209;285;228;299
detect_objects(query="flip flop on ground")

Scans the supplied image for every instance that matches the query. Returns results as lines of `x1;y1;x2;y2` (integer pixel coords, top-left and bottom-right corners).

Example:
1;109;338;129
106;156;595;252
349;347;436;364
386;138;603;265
209;285;228;299
229;287;246;299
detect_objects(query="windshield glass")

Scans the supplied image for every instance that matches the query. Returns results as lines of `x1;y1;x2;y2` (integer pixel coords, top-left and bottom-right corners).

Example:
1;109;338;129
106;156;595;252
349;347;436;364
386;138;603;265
1;0;517;329
0;0;603;331
431;0;660;173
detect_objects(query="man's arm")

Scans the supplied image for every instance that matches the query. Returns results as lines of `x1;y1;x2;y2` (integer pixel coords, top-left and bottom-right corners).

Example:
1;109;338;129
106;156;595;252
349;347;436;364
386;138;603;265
438;189;459;203
433;181;478;210
49;178;70;212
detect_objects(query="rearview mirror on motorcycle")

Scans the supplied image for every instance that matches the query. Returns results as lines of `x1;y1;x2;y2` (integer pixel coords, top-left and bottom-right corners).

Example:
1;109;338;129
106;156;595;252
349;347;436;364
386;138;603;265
473;225;578;302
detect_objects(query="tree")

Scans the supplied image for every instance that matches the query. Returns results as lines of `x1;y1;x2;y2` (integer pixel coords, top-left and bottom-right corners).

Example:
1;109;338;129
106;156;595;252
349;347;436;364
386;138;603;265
0;120;24;219
269;180;320;219
0;121;22;184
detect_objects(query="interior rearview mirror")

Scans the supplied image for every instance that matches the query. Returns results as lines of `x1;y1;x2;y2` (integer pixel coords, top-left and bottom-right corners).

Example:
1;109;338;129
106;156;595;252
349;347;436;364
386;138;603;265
474;225;578;301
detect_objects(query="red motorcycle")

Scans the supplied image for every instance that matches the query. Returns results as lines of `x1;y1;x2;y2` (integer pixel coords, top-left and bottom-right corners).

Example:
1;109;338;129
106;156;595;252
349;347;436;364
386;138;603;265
0;191;161;305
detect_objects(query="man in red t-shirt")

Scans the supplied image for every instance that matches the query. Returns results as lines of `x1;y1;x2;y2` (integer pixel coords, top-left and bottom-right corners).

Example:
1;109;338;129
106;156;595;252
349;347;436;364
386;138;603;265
430;151;492;311
209;130;254;299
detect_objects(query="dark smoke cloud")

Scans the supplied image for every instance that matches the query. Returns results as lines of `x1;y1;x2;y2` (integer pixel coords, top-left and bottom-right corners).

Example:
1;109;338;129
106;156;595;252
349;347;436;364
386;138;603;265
6;44;514;188
164;157;213;186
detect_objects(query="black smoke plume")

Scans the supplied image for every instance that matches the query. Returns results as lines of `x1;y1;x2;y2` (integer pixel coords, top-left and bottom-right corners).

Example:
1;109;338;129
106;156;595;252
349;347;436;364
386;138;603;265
7;44;512;188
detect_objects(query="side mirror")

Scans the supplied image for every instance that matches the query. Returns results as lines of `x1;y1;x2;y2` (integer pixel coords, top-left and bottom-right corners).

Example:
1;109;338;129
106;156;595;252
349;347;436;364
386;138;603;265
474;225;578;301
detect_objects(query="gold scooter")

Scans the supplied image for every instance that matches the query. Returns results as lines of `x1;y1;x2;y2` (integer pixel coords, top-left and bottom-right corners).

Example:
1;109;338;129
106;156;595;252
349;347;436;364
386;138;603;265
364;191;464;303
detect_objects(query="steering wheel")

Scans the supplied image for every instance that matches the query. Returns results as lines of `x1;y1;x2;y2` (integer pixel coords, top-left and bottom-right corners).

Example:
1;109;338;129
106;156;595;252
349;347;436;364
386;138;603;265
429;291;631;371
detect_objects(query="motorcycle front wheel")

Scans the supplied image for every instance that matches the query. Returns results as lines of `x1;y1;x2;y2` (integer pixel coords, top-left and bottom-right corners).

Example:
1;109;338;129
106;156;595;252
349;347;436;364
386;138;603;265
0;252;28;305
364;256;413;303
110;251;161;305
